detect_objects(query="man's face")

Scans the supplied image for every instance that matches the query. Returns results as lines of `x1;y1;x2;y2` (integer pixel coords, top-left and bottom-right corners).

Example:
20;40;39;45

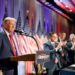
51;34;58;42
72;36;75;42
4;20;16;33
62;33;66;40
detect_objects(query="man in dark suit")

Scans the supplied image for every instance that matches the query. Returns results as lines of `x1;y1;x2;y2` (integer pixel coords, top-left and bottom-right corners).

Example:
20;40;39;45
0;17;17;75
65;34;75;65
44;32;63;75
58;32;68;67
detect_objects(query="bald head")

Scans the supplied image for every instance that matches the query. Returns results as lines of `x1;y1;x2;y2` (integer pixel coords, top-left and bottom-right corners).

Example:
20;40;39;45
3;17;17;33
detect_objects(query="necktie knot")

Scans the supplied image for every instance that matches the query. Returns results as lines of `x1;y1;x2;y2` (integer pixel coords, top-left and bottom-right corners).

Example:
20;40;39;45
9;34;12;37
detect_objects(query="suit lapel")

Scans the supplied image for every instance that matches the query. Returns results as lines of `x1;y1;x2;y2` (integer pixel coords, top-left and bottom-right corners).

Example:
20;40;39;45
47;41;54;49
2;32;14;55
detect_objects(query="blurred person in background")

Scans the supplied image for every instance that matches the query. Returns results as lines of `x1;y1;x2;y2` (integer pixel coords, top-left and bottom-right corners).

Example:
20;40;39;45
44;32;63;75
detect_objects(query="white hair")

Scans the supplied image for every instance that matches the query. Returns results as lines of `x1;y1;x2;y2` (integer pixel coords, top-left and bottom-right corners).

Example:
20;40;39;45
69;34;75;40
4;17;17;22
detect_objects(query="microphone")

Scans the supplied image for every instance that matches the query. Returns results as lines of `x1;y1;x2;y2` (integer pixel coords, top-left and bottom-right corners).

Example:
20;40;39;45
14;29;24;34
14;29;29;36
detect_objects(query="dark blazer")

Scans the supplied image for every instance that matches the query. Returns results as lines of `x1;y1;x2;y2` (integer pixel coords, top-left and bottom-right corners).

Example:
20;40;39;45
44;41;61;60
65;41;75;64
0;29;17;75
44;41;61;75
0;29;14;59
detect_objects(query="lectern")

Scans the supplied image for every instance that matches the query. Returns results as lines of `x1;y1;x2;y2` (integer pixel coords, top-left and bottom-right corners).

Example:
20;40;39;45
0;54;36;75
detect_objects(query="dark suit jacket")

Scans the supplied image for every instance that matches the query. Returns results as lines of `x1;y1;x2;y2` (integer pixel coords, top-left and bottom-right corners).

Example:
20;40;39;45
0;29;14;59
65;41;75;64
43;41;62;70
0;29;17;71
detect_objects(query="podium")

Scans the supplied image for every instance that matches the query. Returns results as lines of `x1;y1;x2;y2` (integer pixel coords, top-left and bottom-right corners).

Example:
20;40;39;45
0;54;35;62
0;54;36;75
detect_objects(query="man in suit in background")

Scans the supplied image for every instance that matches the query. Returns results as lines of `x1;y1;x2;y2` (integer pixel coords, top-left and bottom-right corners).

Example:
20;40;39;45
58;32;68;67
65;34;75;65
44;32;63;75
0;17;17;75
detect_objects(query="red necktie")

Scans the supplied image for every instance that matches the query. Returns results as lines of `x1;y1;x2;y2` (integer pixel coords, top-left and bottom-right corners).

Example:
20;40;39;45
9;34;17;56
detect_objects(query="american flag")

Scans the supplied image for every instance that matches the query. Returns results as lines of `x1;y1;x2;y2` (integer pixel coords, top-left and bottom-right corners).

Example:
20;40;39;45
16;11;22;30
13;33;48;74
13;8;48;72
13;33;39;74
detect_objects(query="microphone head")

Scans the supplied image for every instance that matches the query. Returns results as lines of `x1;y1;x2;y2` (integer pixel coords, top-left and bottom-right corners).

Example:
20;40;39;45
14;29;24;33
14;29;29;36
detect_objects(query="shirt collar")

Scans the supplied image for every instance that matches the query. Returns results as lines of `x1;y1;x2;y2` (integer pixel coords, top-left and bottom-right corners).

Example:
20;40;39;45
4;29;10;36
